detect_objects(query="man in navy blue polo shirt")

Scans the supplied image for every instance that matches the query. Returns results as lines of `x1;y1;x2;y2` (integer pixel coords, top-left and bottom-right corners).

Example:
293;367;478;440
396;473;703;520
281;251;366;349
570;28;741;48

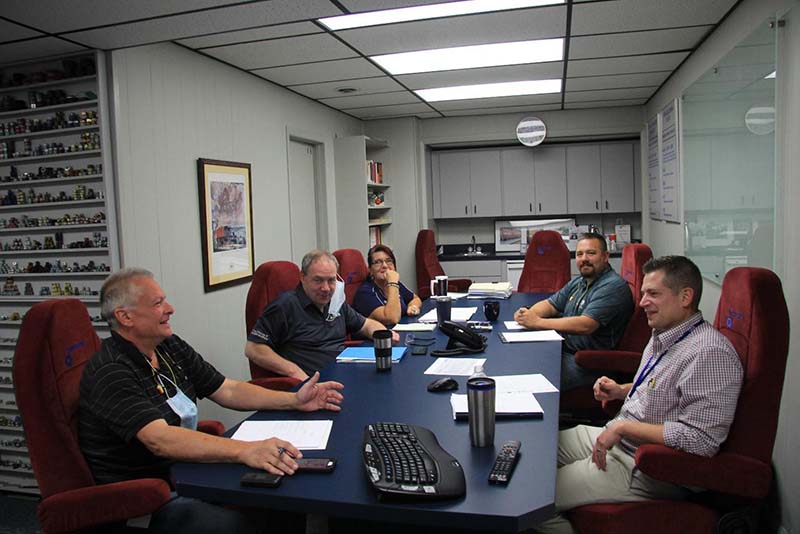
514;232;633;391
245;250;397;380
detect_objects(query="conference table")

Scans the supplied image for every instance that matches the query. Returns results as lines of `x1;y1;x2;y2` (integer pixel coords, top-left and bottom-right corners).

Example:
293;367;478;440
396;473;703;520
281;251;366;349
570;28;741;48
173;292;562;532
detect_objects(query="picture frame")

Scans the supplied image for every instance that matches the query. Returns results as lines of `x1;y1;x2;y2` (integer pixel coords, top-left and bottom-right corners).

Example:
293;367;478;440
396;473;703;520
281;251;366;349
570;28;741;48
197;158;255;292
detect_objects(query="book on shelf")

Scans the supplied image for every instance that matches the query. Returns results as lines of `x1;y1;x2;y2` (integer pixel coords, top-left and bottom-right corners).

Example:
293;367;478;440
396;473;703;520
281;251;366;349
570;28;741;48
369;226;381;247
366;160;383;184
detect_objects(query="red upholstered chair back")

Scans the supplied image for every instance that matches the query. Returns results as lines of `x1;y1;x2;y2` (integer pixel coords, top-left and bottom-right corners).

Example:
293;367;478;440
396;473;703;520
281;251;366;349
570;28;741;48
713;267;789;464
245;261;301;379
333;248;369;305
517;230;571;293
614;243;653;352
415;229;446;299
12;299;102;499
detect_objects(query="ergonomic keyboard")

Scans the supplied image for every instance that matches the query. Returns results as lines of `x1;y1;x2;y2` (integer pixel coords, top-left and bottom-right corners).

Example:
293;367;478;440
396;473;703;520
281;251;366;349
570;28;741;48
362;422;466;499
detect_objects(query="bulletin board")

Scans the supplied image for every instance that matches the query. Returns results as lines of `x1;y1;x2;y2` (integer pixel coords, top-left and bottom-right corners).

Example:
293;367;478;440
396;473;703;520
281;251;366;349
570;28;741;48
646;116;661;221
646;99;682;224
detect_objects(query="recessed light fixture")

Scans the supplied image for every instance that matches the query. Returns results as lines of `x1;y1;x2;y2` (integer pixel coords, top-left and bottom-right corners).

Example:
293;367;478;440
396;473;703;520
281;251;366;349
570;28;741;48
336;87;358;94
416;79;561;102
319;0;564;31
371;38;563;75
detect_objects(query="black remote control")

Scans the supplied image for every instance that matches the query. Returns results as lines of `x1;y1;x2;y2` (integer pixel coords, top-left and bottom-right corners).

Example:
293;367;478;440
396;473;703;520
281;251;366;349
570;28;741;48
488;440;521;485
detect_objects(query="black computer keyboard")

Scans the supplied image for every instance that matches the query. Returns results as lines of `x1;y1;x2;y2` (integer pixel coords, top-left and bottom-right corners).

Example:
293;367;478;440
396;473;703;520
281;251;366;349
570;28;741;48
362;422;466;499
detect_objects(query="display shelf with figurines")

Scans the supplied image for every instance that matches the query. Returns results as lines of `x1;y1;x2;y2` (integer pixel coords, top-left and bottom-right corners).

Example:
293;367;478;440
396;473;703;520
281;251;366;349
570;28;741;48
0;51;119;496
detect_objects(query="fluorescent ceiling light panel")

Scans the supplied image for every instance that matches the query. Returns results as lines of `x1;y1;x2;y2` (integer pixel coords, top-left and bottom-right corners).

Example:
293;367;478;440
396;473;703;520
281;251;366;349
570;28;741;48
765;70;776;79
416;79;561;102
372;38;563;75
319;0;564;31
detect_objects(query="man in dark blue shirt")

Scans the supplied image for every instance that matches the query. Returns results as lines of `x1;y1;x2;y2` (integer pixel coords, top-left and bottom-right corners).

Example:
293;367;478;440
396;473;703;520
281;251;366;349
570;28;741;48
514;233;633;391
245;250;396;380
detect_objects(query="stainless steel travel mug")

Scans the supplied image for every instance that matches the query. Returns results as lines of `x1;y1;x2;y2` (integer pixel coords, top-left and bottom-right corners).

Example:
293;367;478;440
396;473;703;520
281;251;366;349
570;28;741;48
373;329;393;372
467;376;496;447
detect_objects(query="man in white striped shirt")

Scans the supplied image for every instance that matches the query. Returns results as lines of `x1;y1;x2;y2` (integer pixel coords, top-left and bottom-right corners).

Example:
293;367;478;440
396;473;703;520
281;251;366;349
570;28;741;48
536;256;743;534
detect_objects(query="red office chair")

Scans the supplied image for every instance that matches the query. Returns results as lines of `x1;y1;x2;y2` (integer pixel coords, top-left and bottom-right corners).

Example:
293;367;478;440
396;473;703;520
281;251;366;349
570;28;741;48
517;230;571;293
332;248;369;305
568;267;790;534
12;299;224;534
415;229;471;300
560;243;653;422
244;261;303;389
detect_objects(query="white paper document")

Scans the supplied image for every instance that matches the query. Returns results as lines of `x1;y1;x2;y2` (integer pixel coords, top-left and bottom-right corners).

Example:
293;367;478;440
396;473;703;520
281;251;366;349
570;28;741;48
492;373;559;394
419;307;477;323
392;323;436;332
450;392;543;419
447;292;468;300
504;321;525;330
424;357;487;376
231;420;333;450
499;330;564;343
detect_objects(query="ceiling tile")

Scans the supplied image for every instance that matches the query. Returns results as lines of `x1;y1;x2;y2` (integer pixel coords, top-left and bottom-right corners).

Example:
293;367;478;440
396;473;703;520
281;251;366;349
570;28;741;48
203;34;356;70
566;71;669;91
345;102;435;119
431;93;562;111
339;0;454;11
177;22;322;49
443;103;562;116
336;5;566;56
0;0;242;33
569;26;711;59
571;0;737;35
290;76;404;99
565;87;655;102
320;91;421;109
567;52;689;77
252;58;384;85
397;62;563;90
565;99;646;109
0;20;45;43
62;0;341;49
0;37;87;64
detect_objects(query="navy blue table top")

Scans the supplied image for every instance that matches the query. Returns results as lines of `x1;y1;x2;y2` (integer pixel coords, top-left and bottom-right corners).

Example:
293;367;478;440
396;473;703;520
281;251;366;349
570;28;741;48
173;293;561;532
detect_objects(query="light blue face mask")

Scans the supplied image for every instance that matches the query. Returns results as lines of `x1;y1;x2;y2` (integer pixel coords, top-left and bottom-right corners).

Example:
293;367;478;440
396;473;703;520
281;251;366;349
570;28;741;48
157;373;198;431
326;278;346;321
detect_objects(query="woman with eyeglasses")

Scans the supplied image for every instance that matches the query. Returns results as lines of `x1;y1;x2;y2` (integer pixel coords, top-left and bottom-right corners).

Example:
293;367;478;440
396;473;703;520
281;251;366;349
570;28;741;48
353;244;422;326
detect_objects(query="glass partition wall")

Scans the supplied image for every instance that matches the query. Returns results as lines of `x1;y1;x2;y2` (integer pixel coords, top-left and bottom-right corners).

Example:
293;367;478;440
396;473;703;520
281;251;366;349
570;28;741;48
682;19;778;284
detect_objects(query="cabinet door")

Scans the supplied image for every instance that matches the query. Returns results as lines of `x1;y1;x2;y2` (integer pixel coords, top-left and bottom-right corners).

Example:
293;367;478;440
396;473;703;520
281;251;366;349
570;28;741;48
600;143;634;212
501;148;535;216
533;145;567;215
566;145;601;213
469;150;502;217
438;151;472;218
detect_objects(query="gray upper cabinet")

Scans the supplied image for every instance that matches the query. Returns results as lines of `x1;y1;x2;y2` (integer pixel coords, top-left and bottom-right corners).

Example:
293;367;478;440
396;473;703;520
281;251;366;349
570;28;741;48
533;146;568;215
600;143;634;212
566;144;602;213
469;150;502;216
438;151;472;218
501;148;535;216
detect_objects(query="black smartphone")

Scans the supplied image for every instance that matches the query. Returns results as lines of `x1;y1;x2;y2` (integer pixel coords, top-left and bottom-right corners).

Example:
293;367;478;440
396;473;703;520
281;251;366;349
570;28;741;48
295;458;336;473
241;472;283;488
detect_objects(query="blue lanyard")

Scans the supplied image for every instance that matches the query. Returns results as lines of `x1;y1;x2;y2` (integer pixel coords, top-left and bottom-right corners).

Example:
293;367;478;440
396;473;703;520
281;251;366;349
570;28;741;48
628;319;704;399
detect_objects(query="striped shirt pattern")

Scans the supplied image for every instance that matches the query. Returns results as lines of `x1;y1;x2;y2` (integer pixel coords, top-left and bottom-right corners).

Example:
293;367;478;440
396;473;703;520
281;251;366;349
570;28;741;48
78;332;224;484
615;312;742;457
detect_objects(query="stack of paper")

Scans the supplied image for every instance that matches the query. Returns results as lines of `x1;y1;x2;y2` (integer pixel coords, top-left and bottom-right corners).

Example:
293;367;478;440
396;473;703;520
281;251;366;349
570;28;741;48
467;281;513;299
450;392;543;420
498;330;563;343
336;346;407;363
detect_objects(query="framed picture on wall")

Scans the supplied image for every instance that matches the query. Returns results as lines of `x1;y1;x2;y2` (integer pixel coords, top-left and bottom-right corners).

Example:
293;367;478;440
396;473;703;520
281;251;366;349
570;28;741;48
197;158;255;292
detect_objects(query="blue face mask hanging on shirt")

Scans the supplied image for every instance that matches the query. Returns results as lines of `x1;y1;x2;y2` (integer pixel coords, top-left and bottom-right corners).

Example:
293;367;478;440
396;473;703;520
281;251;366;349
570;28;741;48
156;372;198;431
327;277;346;321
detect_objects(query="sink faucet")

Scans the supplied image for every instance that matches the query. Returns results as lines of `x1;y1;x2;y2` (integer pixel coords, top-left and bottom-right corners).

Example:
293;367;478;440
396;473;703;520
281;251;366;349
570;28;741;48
471;235;476;252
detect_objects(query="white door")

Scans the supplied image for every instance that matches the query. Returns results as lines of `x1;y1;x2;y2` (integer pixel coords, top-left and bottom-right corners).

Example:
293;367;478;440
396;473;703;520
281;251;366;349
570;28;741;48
288;140;318;265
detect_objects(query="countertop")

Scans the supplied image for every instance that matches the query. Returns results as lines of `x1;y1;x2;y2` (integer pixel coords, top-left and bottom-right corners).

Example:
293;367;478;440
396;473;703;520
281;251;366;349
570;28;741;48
438;243;623;262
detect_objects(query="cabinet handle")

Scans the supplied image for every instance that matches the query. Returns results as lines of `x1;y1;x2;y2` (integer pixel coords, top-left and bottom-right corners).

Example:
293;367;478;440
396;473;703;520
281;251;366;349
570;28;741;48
595;200;599;210
465;205;468;215
529;203;532;212
538;202;542;212
605;200;609;209
473;204;477;214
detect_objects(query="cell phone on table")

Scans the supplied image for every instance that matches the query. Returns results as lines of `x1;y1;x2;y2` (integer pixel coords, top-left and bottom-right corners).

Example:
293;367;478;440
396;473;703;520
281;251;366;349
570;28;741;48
295;458;336;473
241;472;283;487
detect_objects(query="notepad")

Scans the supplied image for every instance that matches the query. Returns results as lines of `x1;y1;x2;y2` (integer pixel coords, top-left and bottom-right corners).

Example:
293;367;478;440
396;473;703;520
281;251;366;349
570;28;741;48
498;330;564;343
231;420;332;449
450;392;543;420
336;346;407;363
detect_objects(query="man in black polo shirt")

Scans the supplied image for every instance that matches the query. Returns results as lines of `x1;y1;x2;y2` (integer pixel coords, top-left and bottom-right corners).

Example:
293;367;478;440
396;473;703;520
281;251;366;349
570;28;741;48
245;249;397;380
79;268;345;533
